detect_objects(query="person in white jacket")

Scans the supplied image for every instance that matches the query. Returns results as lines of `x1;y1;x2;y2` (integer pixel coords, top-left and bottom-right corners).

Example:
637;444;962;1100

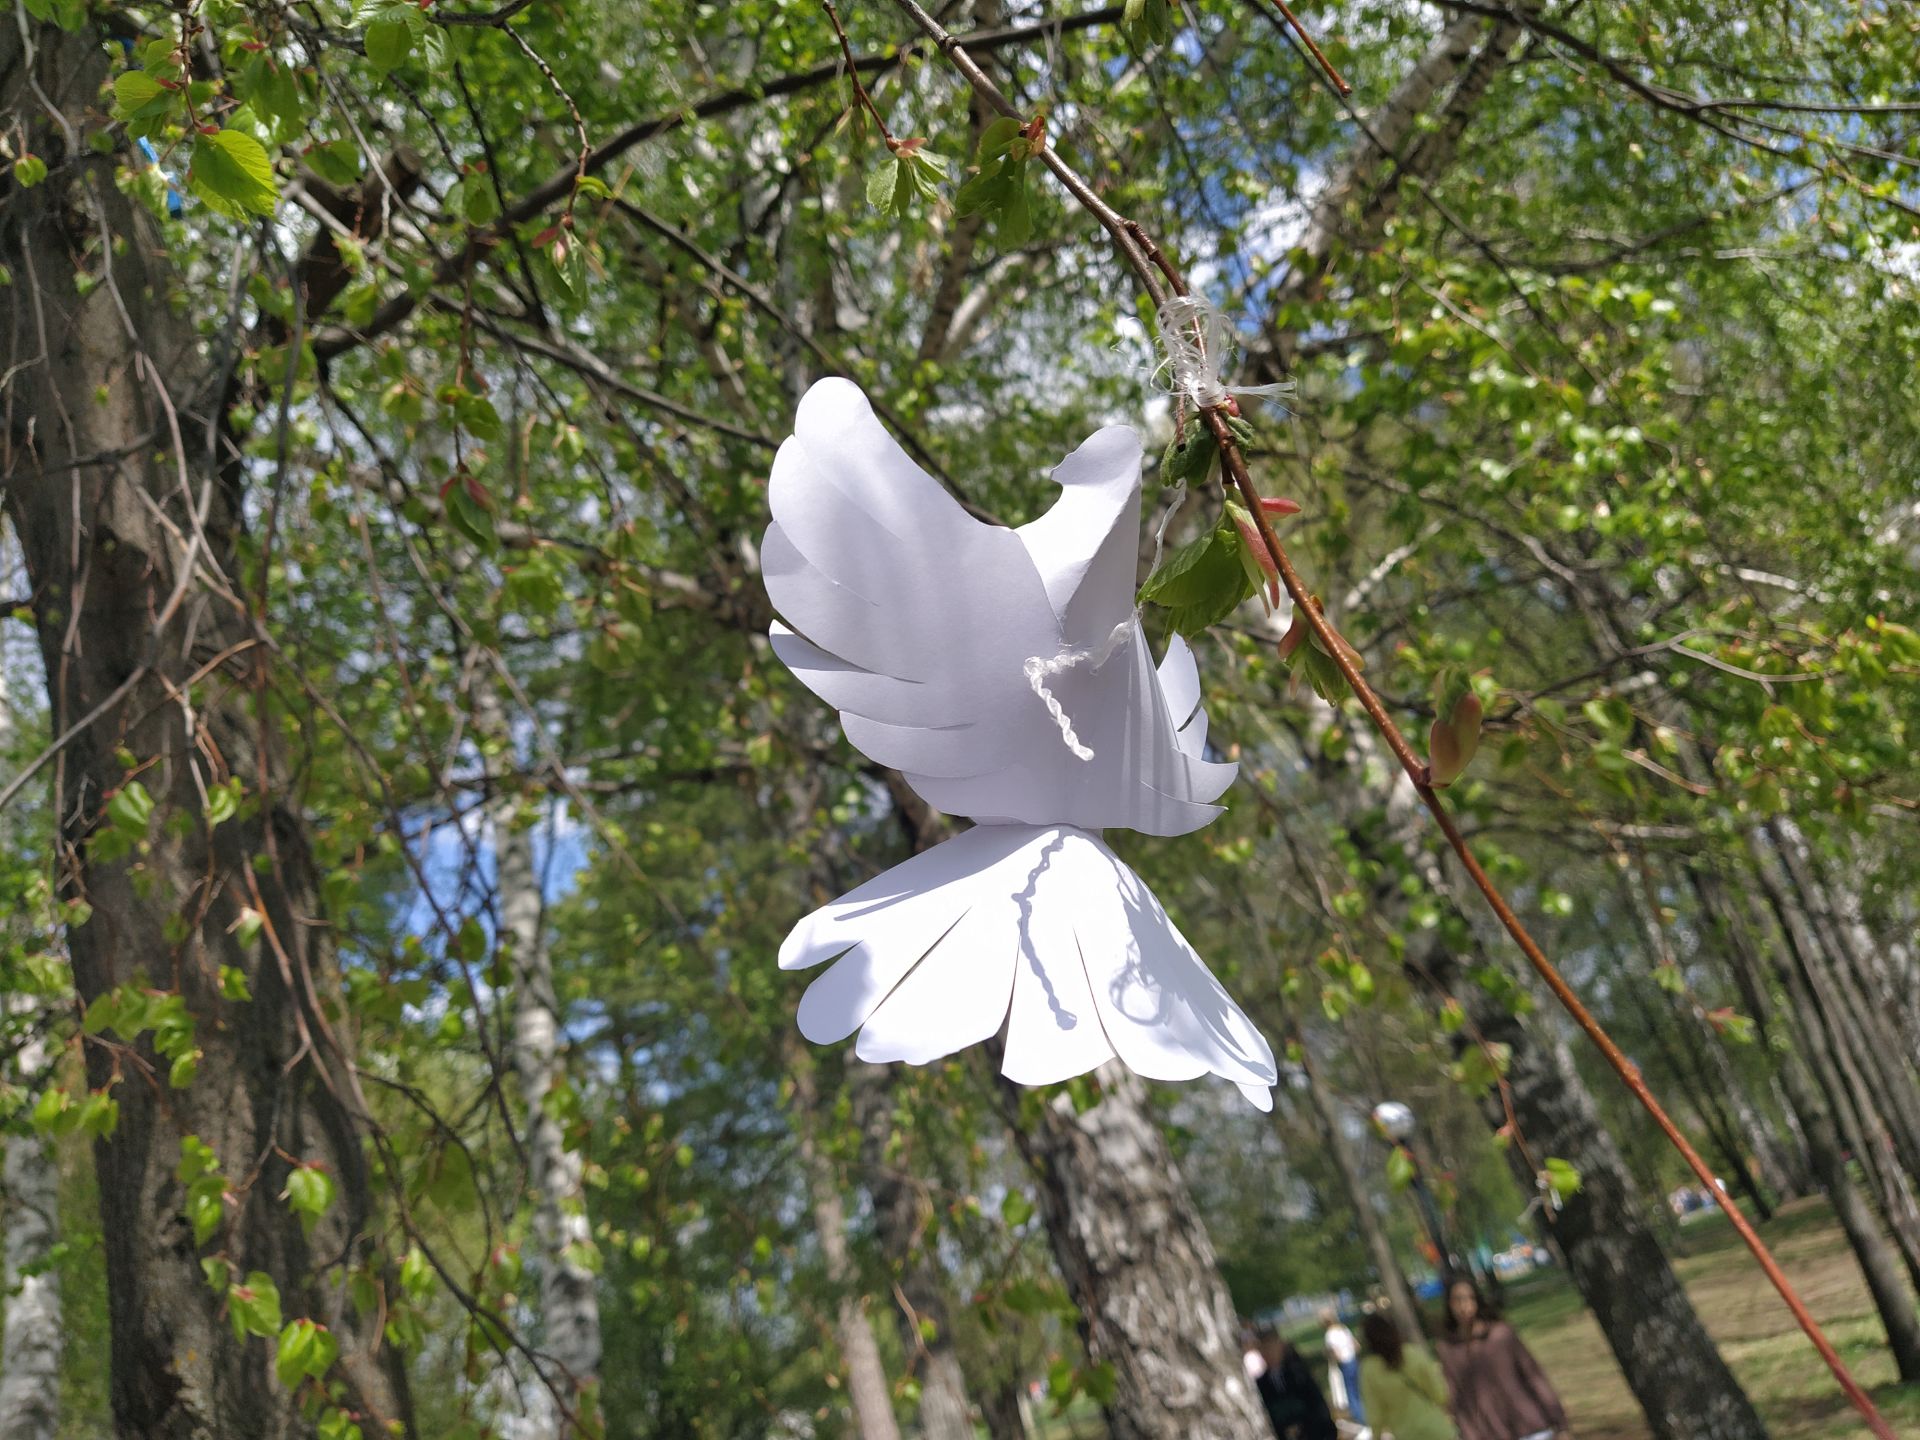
1323;1308;1364;1426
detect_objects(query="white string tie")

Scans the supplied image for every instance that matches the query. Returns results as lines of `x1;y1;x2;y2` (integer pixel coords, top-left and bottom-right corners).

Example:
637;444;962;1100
1155;295;1297;410
1025;617;1135;761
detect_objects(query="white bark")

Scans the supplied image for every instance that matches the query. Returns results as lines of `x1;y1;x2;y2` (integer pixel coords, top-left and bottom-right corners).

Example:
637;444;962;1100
0;1029;61;1440
1006;1061;1269;1440
487;699;602;1425
791;1053;904;1440
0;556;61;1440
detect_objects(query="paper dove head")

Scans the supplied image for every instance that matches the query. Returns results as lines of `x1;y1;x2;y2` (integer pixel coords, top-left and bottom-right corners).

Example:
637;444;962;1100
763;379;1278;1109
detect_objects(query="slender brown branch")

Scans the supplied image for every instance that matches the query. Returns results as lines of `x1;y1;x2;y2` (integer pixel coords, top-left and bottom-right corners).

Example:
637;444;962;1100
887;2;1896;1433
820;0;898;147
1260;0;1350;94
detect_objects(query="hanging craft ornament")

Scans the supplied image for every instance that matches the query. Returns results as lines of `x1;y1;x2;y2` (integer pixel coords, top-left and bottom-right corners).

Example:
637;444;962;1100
763;378;1279;1109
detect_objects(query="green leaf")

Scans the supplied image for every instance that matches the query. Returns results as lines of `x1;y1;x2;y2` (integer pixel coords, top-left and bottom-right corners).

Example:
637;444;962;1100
185;1179;225;1245
30;1088;70;1134
1081;1362;1117;1408
114;72;166;113
444;476;499;551
14;154;46;188
189;129;279;219
76;1090;119;1139
997;169;1033;246
953;169;1011;218
1138;523;1256;637
363;17;413;71
109;780;155;835
308;140;362;187
1122;0;1175;48
205;778;242;828
464;178;501;225
177;1135;220;1183
229;1272;283;1340
276;1317;339;1387
233;907;265;947
1160;429;1218;487
399;1245;435;1300
1385;1145;1416;1191
283;1165;338;1235
418;1141;478;1217
999;1190;1034;1228
976;116;1023;159
1543;1157;1583;1202
865;158;901;214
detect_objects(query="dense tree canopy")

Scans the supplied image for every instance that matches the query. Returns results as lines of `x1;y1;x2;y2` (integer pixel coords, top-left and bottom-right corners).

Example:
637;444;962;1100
0;1;1916;1438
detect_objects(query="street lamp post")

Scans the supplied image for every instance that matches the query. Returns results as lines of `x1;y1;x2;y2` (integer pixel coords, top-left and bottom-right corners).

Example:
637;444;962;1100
1371;1101;1462;1285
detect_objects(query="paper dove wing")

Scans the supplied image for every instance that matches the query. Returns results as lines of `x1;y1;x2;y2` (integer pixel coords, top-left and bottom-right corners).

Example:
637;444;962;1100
763;378;1235;836
764;379;1277;1109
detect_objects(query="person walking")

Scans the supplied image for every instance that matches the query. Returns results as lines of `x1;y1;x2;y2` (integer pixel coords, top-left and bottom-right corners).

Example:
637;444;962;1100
1436;1279;1570;1440
1254;1324;1338;1440
1322;1307;1364;1425
1358;1312;1456;1440
1244;1322;1270;1384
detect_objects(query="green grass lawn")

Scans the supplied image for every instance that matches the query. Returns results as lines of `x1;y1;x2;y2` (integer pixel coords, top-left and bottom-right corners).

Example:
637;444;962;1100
1021;1197;1919;1439
1502;1198;1920;1440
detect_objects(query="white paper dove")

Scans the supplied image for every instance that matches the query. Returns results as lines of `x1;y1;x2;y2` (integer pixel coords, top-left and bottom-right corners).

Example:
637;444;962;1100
764;378;1278;1110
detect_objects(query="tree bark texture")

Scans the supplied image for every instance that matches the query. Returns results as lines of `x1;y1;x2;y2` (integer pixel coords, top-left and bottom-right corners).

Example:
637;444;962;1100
851;1064;976;1440
1773;1048;1920;1380
1003;1062;1268;1440
0;1030;61;1440
1746;833;1920;1291
1694;865;1919;1362
0;579;60;1440
491;743;603;1420
1459;997;1767;1440
1342;726;1764;1440
791;1054;904;1440
1;18;408;1438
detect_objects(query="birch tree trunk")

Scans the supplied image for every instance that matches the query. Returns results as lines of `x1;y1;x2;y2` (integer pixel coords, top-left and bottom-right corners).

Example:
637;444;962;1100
851;1065;976;1440
1774;1052;1920;1379
1619;867;1777;1217
791;1052;904;1440
1341;727;1763;1440
1746;834;1920;1290
0;573;61;1440
1002;1061;1268;1440
0;1028;61;1440
486;704;603;1423
1455;995;1765;1439
1694;865;1920;1377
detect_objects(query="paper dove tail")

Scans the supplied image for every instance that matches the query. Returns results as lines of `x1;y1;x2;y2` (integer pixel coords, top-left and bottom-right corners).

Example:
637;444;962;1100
779;824;1277;1110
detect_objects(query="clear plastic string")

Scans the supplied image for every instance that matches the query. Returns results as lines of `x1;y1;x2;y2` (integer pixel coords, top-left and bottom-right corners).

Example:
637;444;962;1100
1155;294;1297;410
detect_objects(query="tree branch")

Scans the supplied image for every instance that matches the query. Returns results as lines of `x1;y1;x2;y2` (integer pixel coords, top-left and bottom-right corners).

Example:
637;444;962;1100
312;6;1125;359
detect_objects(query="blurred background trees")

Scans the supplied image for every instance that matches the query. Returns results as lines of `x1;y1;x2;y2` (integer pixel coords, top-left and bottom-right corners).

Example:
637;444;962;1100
0;1;1916;1437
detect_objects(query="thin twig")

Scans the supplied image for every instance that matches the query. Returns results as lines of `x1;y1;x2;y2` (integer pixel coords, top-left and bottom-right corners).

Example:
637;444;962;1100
1260;0;1349;93
820;0;898;148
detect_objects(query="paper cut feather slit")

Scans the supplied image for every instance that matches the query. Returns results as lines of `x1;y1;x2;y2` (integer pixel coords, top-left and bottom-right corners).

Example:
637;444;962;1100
765;378;1278;1109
